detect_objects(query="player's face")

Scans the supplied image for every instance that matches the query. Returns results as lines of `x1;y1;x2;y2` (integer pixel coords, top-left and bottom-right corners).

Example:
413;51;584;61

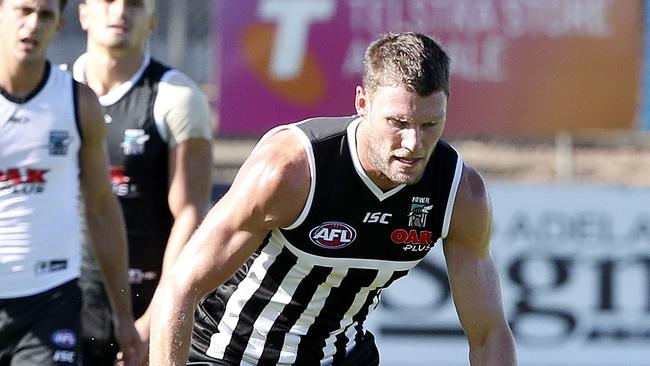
356;85;447;190
79;0;155;51
0;0;63;64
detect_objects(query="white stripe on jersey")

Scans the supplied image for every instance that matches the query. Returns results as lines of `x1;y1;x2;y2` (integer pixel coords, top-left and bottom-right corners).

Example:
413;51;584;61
207;236;285;360
207;229;421;365
441;153;464;239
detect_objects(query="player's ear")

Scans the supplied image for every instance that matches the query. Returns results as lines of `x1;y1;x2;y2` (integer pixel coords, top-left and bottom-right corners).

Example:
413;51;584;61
148;14;159;34
56;17;65;32
78;2;90;31
355;86;369;117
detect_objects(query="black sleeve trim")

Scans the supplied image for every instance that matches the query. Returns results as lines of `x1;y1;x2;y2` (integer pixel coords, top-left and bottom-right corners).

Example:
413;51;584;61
72;80;83;142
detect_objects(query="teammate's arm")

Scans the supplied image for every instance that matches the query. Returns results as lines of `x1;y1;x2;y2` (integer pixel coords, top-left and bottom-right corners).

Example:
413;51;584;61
442;164;517;366
160;77;213;279
133;138;212;344
148;129;310;365
77;83;145;366
133;77;213;345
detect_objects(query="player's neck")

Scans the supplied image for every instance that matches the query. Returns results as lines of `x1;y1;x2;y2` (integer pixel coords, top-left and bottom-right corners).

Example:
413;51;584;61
83;44;146;97
0;56;48;99
355;120;400;192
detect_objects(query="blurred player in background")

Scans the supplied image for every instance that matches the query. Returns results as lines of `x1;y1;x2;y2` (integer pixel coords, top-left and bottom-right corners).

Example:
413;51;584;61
149;32;516;365
0;0;143;365
70;0;213;364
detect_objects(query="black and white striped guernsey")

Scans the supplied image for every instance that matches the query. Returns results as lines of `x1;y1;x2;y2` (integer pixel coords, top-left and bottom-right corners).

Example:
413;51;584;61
192;116;464;365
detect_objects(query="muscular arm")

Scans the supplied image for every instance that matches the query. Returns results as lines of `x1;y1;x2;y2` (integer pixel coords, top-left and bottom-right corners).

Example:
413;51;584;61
443;164;517;366
162;138;212;277
77;83;144;365
157;70;214;279
134;74;213;341
148;129;310;365
134;138;212;338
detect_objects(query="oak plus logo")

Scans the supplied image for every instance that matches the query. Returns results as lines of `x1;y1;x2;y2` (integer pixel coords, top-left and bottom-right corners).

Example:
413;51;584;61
0;167;49;195
309;221;357;249
110;166;135;197
391;229;434;253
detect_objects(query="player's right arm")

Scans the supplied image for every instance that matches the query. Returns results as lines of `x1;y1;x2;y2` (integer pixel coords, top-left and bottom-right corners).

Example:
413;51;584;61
148;128;310;365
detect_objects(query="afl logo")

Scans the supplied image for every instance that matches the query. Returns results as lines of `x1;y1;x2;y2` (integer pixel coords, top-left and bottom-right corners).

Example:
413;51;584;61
51;329;76;348
309;221;357;249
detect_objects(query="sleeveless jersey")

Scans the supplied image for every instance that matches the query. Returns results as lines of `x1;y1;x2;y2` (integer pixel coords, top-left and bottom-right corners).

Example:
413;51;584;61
74;56;174;316
192;116;464;365
0;63;82;299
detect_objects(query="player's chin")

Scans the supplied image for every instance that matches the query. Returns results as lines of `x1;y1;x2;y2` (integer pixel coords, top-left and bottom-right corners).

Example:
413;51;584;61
392;171;424;186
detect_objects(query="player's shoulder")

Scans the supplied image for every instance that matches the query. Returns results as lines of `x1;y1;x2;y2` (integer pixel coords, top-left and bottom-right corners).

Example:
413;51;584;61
232;126;311;223
74;79;97;101
154;64;210;113
239;127;308;194
156;64;205;96
445;161;491;241
455;162;490;214
251;125;310;170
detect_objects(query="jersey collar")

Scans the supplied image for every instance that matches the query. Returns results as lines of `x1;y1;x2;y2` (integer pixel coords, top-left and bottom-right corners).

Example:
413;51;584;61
346;118;406;202
72;53;151;107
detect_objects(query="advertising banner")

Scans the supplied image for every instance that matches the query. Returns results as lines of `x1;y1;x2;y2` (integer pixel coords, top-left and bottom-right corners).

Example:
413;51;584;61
366;182;650;365
216;0;642;137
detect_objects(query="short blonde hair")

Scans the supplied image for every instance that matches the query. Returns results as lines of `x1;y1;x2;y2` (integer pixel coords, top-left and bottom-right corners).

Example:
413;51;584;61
363;32;450;97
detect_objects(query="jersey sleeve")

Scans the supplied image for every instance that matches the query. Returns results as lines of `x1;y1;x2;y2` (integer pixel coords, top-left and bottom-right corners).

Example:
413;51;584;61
154;70;213;147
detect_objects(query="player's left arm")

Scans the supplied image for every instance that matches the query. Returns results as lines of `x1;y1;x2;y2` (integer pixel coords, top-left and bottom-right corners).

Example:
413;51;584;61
135;72;213;342
77;82;145;366
442;163;517;366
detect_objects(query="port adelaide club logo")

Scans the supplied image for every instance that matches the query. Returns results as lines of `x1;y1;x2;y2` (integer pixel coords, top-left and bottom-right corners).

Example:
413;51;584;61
309;221;357;249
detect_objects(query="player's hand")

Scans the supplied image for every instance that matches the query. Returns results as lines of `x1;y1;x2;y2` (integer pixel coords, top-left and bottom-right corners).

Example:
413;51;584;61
114;317;147;366
133;314;151;365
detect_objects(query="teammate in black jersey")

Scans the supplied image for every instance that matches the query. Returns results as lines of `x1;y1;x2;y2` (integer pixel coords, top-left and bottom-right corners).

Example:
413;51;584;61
0;1;142;365
72;0;213;365
150;32;516;365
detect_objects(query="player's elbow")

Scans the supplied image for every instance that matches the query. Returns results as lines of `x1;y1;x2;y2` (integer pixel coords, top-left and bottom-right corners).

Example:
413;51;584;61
466;322;516;360
153;269;199;314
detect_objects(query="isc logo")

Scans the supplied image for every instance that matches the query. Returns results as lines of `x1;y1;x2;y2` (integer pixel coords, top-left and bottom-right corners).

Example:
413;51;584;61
363;212;392;224
309;221;357;249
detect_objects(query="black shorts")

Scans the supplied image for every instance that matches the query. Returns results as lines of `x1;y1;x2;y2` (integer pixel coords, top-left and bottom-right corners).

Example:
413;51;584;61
78;275;118;366
187;331;380;366
79;266;158;366
0;279;81;366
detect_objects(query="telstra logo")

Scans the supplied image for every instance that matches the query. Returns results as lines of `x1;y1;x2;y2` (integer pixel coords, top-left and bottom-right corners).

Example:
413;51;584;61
241;0;336;105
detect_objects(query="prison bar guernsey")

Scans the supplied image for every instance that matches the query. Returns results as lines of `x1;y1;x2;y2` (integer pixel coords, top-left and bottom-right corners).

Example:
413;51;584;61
192;116;464;365
72;54;174;317
0;63;82;298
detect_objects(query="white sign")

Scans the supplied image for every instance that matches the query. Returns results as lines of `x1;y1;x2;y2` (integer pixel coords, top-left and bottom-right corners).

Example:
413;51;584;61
367;182;650;366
